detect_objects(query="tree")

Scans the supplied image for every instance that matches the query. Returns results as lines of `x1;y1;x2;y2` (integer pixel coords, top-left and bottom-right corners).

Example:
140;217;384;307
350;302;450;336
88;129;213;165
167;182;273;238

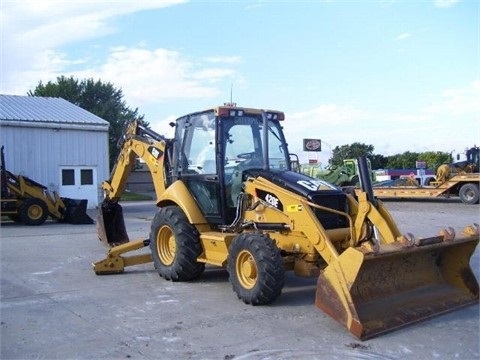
370;153;388;170
385;151;450;170
28;75;146;170
416;151;451;170
330;143;375;166
328;142;449;171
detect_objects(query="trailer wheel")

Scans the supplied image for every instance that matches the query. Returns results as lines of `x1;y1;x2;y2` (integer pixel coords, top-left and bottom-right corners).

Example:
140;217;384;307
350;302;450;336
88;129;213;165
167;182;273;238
19;198;48;225
227;233;285;305
459;183;479;205
150;205;205;281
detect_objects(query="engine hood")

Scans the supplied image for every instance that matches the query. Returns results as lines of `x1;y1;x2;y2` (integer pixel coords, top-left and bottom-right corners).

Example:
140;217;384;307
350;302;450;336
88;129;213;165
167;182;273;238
243;168;344;200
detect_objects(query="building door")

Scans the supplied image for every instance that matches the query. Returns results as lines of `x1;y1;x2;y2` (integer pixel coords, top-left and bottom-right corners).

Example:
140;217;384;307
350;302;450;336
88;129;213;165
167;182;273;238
59;167;98;208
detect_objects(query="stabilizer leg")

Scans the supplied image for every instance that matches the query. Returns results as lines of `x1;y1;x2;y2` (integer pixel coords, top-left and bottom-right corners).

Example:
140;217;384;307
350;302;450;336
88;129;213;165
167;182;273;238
93;238;152;274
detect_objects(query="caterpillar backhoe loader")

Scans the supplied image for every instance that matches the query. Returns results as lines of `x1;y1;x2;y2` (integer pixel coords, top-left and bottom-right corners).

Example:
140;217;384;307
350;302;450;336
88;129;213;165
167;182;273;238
93;105;479;340
1;146;93;225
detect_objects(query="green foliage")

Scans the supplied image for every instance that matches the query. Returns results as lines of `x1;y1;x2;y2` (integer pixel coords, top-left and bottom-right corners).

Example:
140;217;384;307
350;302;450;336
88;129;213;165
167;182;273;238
330;142;450;170
120;192;153;201
385;151;450;169
417;151;451;170
28;75;147;170
386;151;419;169
370;153;388;170
331;142;374;166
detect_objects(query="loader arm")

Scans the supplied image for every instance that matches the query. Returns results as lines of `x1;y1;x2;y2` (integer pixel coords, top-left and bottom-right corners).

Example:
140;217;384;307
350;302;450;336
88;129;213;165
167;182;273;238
240;161;479;340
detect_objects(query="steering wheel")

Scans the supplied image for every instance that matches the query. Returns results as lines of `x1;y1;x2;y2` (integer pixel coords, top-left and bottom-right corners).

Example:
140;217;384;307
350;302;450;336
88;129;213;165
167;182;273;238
236;152;263;169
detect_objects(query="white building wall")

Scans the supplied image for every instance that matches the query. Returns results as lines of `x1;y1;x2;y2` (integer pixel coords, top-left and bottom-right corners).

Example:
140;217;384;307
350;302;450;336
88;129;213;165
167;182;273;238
0;124;109;208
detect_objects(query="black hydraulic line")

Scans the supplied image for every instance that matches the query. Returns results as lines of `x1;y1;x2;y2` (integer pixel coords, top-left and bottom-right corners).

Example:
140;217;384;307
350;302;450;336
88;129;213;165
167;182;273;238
358;156;377;208
137;123;166;142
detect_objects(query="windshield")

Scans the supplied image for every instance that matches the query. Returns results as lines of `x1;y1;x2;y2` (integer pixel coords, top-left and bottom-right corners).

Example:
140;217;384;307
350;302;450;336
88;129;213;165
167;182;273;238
223;115;290;173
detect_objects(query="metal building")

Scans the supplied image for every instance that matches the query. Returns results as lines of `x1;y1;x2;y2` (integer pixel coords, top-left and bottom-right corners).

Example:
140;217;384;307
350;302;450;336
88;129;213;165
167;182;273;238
0;95;109;208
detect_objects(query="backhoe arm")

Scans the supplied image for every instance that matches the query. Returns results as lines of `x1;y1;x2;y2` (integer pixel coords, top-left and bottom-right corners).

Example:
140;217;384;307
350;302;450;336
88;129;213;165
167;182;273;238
102;121;170;201
97;121;171;247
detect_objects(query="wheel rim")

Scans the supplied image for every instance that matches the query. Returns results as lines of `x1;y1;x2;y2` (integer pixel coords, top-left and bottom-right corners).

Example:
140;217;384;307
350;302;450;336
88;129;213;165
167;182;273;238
464;189;474;201
28;204;43;220
156;225;176;265
236;249;257;289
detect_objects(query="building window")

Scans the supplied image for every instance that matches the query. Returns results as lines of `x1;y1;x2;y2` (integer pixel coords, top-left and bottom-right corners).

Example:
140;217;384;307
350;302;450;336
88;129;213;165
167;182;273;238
81;169;93;185
62;169;75;185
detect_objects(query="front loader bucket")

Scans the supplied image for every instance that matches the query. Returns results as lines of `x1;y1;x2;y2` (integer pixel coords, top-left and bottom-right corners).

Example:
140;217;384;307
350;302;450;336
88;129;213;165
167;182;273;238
97;202;129;247
61;198;94;225
315;235;479;340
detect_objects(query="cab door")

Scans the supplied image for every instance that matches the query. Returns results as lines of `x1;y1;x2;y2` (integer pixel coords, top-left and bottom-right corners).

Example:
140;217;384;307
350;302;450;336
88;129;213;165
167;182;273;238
175;111;223;223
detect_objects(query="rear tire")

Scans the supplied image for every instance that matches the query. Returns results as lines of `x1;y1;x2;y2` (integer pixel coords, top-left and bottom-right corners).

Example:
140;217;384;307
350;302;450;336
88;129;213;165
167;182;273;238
227;233;285;305
19;198;48;225
149;205;205;281
459;183;479;204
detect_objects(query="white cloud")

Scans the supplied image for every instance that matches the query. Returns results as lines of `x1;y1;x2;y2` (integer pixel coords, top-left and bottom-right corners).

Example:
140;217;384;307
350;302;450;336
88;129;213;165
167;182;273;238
423;80;480;116
283;80;479;163
1;0;240;106
0;0;187;93
79;46;234;104
395;32;412;41
288;104;370;125
434;0;460;8
283;104;371;163
203;56;243;64
192;69;237;82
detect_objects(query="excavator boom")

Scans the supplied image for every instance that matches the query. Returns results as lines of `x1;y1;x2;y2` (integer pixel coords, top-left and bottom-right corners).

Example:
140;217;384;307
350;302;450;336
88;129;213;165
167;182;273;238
97;121;170;246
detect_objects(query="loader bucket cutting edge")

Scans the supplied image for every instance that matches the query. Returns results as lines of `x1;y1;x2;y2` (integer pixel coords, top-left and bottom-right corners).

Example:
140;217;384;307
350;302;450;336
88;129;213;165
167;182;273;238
97;202;129;247
315;236;479;340
61;198;94;225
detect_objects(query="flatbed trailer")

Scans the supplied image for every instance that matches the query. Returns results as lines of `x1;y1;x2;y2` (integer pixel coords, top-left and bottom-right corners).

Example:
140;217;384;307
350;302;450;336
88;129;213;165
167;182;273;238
370;173;480;205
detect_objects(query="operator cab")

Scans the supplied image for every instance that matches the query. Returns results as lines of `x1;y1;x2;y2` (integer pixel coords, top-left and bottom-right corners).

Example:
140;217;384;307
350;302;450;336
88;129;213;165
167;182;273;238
172;105;290;225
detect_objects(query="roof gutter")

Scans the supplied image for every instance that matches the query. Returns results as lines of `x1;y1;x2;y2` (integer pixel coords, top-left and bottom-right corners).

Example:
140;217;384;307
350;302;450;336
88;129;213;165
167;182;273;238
0;120;109;131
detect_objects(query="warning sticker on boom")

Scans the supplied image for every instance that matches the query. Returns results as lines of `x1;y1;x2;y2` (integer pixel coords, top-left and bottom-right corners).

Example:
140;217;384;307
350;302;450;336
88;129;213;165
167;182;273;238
286;204;303;212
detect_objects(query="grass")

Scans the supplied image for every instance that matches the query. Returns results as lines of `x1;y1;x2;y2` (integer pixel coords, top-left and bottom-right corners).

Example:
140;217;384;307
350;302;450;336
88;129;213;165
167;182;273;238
120;192;153;201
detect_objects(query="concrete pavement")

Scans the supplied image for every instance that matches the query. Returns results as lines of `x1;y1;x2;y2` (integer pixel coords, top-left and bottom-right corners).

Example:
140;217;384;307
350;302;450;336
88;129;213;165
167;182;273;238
1;199;479;359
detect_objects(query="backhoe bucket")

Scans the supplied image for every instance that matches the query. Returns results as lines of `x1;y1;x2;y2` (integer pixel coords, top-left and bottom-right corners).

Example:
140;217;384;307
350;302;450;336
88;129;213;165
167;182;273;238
97;202;129;247
315;235;479;340
61;198;94;224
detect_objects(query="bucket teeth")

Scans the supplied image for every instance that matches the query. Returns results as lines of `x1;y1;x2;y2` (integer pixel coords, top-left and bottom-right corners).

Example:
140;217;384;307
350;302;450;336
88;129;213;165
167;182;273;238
397;233;415;247
439;227;456;242
462;223;480;236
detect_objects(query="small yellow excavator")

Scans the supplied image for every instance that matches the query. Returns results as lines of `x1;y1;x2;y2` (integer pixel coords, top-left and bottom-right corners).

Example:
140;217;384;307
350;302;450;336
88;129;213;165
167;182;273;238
93;105;479;340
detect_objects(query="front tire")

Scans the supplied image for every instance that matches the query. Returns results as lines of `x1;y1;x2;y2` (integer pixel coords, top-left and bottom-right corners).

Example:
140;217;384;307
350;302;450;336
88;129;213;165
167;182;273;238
227;233;285;305
149;205;205;281
459;183;479;204
19;198;48;225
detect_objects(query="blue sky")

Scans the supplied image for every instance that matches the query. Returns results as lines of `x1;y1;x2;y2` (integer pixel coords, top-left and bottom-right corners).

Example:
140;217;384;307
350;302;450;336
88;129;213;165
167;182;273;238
2;0;479;166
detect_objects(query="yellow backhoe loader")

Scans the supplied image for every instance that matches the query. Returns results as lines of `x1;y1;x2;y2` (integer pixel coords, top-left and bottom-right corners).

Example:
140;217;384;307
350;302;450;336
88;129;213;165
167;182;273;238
93;105;479;340
1;146;93;225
